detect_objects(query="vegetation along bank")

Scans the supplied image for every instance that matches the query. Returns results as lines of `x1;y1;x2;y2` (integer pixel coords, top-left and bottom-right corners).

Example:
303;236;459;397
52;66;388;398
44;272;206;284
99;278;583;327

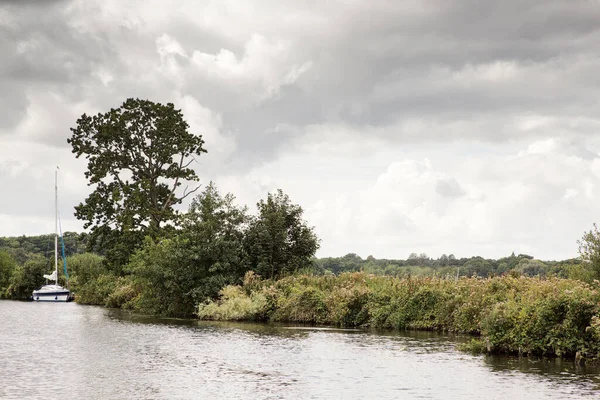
198;271;600;361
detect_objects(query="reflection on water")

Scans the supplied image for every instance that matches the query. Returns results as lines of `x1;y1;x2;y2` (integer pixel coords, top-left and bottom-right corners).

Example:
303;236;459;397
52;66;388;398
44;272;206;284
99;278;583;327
483;354;600;392
1;301;599;399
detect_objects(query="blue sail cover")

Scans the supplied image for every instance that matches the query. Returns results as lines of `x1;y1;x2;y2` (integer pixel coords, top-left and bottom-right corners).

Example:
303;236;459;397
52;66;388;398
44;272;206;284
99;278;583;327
60;235;68;280
58;213;68;280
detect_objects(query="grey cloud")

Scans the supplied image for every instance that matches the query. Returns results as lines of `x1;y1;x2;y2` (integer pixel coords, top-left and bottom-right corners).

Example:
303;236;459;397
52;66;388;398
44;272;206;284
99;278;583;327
287;1;600;124
436;178;466;198
432;1;600;41
0;82;27;130
2;0;600;169
0;0;66;5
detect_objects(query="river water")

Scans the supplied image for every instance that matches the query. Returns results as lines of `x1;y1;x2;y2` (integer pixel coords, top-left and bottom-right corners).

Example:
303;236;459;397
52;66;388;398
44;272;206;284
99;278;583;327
1;301;599;399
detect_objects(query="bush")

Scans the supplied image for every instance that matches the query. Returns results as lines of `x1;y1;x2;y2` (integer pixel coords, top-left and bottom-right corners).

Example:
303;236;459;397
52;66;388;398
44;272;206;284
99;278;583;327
105;276;139;309
66;253;123;305
197;285;268;321
74;273;120;305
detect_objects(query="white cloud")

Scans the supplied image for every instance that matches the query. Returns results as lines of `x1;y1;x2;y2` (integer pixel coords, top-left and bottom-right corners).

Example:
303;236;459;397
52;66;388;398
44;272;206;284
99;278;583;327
250;136;600;260
452;61;520;83
191;33;312;100
177;94;236;166
526;138;558;154
564;188;578;200
6;90;96;147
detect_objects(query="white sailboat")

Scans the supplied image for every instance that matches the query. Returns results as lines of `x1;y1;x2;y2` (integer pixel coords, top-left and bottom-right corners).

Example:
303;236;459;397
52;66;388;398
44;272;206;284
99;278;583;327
32;168;72;302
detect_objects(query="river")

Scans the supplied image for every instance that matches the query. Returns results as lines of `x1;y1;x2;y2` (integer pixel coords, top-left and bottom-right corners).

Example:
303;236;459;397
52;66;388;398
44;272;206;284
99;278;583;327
1;300;599;399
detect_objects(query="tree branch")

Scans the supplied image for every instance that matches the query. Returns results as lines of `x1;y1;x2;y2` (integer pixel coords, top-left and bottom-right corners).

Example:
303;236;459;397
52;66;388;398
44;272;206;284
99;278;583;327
180;184;202;201
162;153;185;211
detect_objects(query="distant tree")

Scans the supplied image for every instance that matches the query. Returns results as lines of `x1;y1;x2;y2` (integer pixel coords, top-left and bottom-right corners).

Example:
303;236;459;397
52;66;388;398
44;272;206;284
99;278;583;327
0;251;18;298
497;262;509;274
407;253;419;266
439;254;449;266
244;189;320;279
518;254;534;260
515;259;548;276
462;257;493;277
68;98;207;268
578;223;600;279
340;253;363;272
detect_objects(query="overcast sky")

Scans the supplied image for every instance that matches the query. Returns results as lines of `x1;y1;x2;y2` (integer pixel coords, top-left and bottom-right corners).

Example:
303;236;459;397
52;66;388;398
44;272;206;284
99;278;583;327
1;0;600;261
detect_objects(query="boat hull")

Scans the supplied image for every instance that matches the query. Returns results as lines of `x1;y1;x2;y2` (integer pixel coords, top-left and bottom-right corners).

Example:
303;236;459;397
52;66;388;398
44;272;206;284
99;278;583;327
32;286;71;302
32;292;71;302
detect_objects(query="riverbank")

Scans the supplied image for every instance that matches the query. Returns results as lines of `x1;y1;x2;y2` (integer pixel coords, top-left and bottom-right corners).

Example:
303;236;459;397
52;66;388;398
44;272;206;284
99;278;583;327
198;272;600;361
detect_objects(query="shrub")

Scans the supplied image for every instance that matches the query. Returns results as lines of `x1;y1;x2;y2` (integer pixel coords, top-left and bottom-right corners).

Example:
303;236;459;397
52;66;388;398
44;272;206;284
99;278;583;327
197;285;268;321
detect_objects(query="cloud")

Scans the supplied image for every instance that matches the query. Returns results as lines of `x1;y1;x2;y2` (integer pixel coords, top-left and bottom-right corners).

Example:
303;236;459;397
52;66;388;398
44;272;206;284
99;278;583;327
2;0;600;260
293;138;600;260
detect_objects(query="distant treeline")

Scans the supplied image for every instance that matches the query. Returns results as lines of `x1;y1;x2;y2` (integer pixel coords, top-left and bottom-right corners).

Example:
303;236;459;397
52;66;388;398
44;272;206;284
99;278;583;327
0;233;584;280
0;232;90;265
314;252;585;279
0;233;583;280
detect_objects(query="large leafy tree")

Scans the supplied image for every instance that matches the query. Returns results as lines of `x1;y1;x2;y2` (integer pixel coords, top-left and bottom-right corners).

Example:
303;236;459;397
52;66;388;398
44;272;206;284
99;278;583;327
244;189;320;279
68;98;206;268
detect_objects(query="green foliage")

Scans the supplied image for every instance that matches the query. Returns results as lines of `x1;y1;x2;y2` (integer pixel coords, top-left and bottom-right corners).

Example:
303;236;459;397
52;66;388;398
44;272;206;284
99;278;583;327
565;262;597;282
68;253;107;288
68;98;207;268
104;276;138;309
485;279;598;357
199;272;600;360
514;259;548;277
126;183;250;317
197;285;268;321
244;189;320;279
6;256;51;300
0;251;18;298
320;253;364;275
578;223;600;281
180;181;250;287
315;252;581;279
67;252;117;305
77;273;121;306
0;232;87;265
125;237;192;316
272;284;329;323
458;339;487;354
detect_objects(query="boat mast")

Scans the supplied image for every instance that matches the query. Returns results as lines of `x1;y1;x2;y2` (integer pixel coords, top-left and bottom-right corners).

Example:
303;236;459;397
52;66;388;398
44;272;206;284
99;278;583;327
55;168;58;285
